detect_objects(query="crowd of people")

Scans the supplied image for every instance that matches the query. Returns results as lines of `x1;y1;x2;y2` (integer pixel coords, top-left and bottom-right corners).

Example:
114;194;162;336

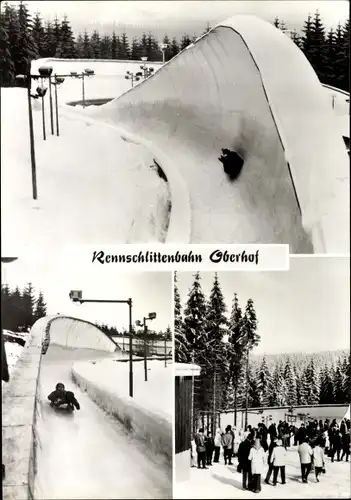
192;417;350;493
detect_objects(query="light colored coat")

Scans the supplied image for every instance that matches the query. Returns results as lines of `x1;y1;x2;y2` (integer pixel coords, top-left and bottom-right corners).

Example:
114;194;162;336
271;446;286;467
249;446;266;475
222;432;233;449
214;430;222;447
313;446;325;468
298;443;313;464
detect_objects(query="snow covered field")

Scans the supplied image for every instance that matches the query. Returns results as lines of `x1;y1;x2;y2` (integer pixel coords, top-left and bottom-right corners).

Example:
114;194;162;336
175;447;350;499
1;87;170;252
73;357;172;421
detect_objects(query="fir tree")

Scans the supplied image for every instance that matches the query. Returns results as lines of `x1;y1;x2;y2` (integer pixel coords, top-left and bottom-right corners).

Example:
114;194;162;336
44;21;56;57
75;33;84;58
273;17;281;29
290;29;302;49
174;271;189;363
169;37;179;59
56;15;76;58
16;1;38;75
257;356;271;406
146;31;160;61
90;30;101;58
248;365;261;408
0;15;15;86
34;290;47;322
324;28;337;84
119;31;130;59
100;34;112;59
319;364;334;404
271;362;287;406
284;356;298;406
130;37;141;60
183;271;208;359
31;12;45;56
52;15;61;55
334;364;345;403
180;33;192;51
82;31;92;58
111;31;120;59
22;282;36;330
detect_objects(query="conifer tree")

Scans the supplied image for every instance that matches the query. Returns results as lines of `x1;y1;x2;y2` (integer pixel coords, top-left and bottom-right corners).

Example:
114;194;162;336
75;33;84;58
324;28;337;84
100;34;112;59
248;365;261;408
34;290;47;322
82;30;92;58
130;37;141;60
271;362;287;406
111;31;120;59
273;17;281;29
56;15;76;58
90;30;101;58
174;271;189;363
290;29;302;49
180;33;192;51
44;21;56;57
31;12;45;56
333;364;345;403
119;31;130;59
0;15;15;86
16;1;38;74
183;272;207;359
284;356;298;406
52;15;61;54
319;364;334;403
169;37;180;59
22;282;36;330
257;356;271;406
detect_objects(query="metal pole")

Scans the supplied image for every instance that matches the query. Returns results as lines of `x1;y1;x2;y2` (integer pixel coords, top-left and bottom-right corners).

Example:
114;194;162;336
82;73;85;108
144;319;148;382
162;50;166;64
244;348;249;429
48;75;54;135
27;75;38;200
41;77;46;141
54;77;59;136
129;299;133;398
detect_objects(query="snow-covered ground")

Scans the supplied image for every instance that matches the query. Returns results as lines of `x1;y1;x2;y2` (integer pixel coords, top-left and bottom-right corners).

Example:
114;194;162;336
175;447;350;499
73;357;172;421
1;87;170;252
4;339;24;374
35;345;171;499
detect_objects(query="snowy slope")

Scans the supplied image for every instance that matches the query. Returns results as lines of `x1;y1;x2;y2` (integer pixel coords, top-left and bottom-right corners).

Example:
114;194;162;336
86;15;349;252
1;88;170;251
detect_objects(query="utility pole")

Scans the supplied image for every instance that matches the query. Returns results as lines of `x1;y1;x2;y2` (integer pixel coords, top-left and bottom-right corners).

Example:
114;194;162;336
213;368;217;434
164;334;167;367
144;321;148;382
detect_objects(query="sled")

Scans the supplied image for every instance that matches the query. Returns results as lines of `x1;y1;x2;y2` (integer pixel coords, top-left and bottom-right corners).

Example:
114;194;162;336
50;402;74;413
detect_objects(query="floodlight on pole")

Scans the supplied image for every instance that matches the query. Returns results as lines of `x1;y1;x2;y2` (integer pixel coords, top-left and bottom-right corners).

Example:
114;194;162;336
160;43;169;64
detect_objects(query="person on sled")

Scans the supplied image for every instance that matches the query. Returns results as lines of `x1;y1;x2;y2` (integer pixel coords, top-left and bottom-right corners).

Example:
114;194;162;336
48;382;80;410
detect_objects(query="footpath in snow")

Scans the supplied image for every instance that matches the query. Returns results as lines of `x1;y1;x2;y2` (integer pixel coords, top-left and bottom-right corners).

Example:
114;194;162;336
175;447;350;499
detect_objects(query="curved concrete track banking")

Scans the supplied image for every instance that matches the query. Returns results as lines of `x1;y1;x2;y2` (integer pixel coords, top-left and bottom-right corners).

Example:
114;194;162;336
60;104;191;243
2;316;171;500
86;15;349;252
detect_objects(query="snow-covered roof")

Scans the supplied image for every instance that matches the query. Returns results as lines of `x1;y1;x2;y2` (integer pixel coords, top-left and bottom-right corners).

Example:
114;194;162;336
175;363;201;377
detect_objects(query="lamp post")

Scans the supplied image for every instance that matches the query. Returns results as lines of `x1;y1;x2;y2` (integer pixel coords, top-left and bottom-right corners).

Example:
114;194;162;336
136;312;156;382
160;43;169;64
38;65;53;137
125;70;142;88
15;73;38;200
69;291;134;397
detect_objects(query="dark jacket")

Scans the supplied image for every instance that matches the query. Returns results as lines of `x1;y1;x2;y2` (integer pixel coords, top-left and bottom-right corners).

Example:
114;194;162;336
238;439;252;472
205;436;215;452
1;330;10;382
268;440;277;464
48;389;80;409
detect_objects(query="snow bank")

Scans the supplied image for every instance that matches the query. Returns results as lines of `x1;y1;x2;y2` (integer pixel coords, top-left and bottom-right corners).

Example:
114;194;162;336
88;15;348;252
71;359;172;463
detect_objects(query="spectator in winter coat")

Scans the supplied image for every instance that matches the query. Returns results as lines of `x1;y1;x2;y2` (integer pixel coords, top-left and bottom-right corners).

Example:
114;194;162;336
213;428;222;463
297;424;307;444
265;437;277;484
271;439;287;486
269;423;277;442
190;438;197;467
340;420;346;435
48;383;80;410
341;431;350;462
331;428;342;462
313;438;325;482
222;427;234;465
238;435;253;490
195;428;207;469
205;432;215;465
298;438;313;483
248;438;266;493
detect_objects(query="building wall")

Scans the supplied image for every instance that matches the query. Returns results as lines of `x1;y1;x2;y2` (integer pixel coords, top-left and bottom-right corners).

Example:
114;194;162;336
175;376;192;454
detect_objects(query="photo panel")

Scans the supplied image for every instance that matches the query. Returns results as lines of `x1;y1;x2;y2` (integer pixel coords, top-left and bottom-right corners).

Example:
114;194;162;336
2;255;173;499
174;256;350;499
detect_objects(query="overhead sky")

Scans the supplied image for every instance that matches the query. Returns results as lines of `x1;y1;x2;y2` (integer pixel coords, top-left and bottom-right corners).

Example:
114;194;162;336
8;1;349;38
176;256;350;355
2;257;172;332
